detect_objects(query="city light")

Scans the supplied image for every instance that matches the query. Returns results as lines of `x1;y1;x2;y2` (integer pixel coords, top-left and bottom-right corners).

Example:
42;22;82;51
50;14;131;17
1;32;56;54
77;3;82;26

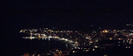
104;54;107;56
109;37;112;40
20;27;133;56
94;46;98;48
86;49;89;52
92;49;95;51
72;51;75;53
102;30;108;33
19;30;23;33
65;39;68;41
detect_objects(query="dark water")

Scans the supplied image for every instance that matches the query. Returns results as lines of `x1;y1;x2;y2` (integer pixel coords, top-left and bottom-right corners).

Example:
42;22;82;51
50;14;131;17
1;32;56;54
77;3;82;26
3;33;72;56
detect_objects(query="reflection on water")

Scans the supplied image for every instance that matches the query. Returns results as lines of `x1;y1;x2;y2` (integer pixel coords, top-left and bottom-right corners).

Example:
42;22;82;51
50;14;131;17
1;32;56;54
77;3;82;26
20;39;72;56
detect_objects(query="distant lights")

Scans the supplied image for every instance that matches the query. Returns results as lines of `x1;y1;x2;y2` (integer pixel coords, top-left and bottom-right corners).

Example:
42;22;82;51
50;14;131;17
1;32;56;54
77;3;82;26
75;31;77;32
92;49;95;51
86;49;89;52
102;30;108;33
65;39;68;41
75;47;77;49
95;39;98;42
126;24;131;26
56;49;59;52
78;47;80;49
126;46;131;48
84;48;87;49
104;54;107;56
75;41;78;44
46;28;48;29
69;40;73;42
109;38;112;40
94;46;98;48
67;30;69;32
48;36;52;38
129;41;132;44
90;41;93;43
72;51;76;53
55;36;58;38
19;30;23;33
129;33;133;35
62;38;64;39
118;38;122;40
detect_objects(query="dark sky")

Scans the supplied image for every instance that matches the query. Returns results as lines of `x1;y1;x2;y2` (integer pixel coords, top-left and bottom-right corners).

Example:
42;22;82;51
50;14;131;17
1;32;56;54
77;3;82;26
1;1;133;55
1;0;133;31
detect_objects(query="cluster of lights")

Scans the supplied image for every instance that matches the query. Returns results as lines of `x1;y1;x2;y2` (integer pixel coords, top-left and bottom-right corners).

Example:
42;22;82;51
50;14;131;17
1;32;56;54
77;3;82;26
22;31;78;47
20;27;133;56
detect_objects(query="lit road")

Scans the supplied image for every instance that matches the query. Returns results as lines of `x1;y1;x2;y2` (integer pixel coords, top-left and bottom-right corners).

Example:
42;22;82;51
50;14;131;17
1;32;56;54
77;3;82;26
21;33;78;48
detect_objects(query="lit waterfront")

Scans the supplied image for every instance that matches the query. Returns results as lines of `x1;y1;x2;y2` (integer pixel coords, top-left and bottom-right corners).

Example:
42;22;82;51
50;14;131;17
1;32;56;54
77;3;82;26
20;28;133;56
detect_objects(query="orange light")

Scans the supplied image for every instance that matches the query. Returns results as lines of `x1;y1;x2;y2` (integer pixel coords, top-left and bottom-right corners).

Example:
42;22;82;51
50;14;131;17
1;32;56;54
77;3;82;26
104;30;108;32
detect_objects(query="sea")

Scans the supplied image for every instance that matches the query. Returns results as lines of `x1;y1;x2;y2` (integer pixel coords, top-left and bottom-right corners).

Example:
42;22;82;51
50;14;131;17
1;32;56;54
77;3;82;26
3;33;72;56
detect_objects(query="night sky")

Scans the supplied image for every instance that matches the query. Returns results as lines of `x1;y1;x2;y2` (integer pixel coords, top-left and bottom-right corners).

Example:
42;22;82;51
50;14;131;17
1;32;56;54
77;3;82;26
1;0;133;33
1;1;133;55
